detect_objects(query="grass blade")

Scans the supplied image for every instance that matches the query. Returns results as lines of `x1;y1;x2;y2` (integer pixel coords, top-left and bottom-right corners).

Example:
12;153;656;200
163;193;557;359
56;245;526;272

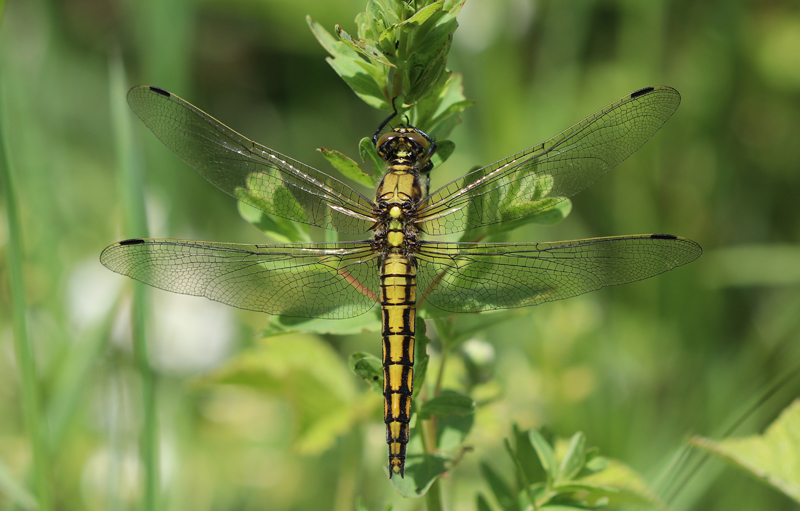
108;51;158;510
0;73;53;511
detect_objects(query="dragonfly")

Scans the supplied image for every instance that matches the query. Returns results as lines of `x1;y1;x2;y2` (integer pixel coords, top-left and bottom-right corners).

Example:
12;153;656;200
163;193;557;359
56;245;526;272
101;85;701;478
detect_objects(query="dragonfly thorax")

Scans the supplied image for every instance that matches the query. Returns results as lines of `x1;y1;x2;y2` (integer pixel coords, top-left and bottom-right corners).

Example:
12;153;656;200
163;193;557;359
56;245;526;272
371;124;437;260
373;173;421;258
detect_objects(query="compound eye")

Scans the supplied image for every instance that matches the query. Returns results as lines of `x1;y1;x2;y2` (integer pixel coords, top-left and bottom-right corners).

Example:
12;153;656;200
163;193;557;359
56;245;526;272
376;132;397;149
406;132;429;151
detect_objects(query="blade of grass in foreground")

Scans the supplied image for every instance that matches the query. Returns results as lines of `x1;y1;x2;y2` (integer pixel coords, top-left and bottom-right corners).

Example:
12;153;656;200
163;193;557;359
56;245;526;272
0;75;53;510
108;51;159;511
0;442;38;509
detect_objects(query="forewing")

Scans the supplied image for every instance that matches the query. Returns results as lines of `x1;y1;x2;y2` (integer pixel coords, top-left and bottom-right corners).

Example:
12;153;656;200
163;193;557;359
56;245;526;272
100;239;380;319
127;86;376;234
417;87;681;235
416;234;701;313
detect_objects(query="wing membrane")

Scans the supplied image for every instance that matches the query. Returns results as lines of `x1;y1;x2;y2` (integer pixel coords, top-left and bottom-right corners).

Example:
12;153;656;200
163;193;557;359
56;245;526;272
100;238;380;319
127;86;376;234
417;87;681;235
416;234;701;313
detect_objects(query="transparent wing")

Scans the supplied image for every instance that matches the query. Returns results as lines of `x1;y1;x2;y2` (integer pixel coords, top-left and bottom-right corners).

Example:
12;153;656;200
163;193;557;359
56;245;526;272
128;86;376;234
100;238;380;319
416;234;701;313
417;87;681;235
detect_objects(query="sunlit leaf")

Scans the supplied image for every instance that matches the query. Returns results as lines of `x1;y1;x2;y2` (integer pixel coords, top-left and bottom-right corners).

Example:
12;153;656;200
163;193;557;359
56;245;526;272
691;400;800;503
578;458;666;510
309;18;388;109
307;15;358;59
237;202;311;244
398;2;443;28
556;432;586;483
318;147;375;187
201;335;360;454
336;25;394;67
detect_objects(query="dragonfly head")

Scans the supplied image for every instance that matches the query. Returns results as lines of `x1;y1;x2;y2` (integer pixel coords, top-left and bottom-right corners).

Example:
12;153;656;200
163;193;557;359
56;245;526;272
375;127;437;172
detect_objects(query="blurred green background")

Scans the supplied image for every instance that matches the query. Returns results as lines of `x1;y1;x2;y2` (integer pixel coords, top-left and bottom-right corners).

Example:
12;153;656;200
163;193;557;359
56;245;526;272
1;0;800;510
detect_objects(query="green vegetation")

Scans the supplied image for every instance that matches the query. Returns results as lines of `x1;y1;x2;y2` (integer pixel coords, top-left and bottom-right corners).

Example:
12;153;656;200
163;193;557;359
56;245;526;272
1;1;800;510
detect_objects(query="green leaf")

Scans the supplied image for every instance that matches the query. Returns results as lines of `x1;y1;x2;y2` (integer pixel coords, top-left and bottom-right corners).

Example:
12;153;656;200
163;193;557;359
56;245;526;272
437;411;474;453
476;493;494;511
201;335;362;454
442;309;528;345
318;147;375;187
237;201;311;244
310;0;472;130
336;25;395;67
355;497;392;511
430;139;455;168
326;55;388;109
355;496;369;511
413;316;431;396
480;462;518;511
390;454;449;497
459;175;572;242
527;198;572;226
578;458;666;510
398;1;443;28
350;351;383;394
583;454;609;474
557;432;587;483
529;429;559;483
259;310;381;337
235;172;309;224
378;25;398;55
401;4;459;103
513;423;547;485
307;16;359;59
691;400;800;503
309;16;388;109
418;390;474;419
354;11;373;39
359;136;386;179
412;74;471;139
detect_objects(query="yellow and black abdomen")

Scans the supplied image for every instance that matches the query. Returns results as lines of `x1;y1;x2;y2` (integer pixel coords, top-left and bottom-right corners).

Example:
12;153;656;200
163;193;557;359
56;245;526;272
380;253;416;478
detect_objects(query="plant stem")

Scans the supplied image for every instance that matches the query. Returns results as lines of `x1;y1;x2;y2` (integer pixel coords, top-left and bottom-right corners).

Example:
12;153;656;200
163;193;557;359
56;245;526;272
109;52;159;510
425;476;444;511
133;287;158;511
432;317;453;397
0;75;53;511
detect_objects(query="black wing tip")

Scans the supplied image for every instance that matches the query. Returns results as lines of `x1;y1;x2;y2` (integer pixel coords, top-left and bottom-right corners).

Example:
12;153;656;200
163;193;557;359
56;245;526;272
631;86;656;99
650;233;677;240
149;86;171;98
119;238;146;246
